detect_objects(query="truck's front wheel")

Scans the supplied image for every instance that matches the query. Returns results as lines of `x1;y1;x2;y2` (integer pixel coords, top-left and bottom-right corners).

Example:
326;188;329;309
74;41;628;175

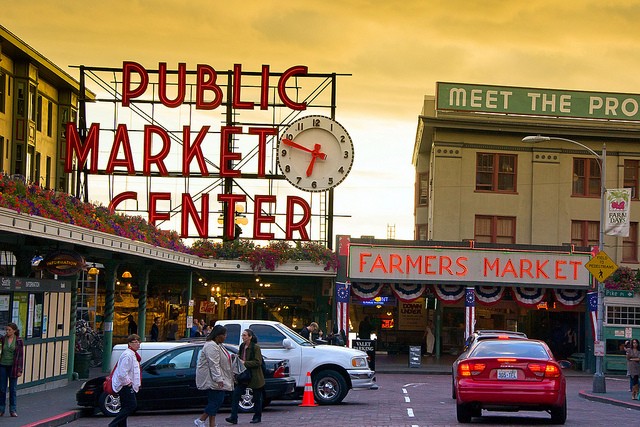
313;370;348;405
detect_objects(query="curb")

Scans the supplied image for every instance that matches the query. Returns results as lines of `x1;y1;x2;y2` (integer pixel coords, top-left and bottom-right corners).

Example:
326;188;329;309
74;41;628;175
21;410;83;427
579;390;640;411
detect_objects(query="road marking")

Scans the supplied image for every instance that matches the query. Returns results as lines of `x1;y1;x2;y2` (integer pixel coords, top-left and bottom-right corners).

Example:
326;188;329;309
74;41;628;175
407;408;415;417
405;396;410;403
402;388;408;394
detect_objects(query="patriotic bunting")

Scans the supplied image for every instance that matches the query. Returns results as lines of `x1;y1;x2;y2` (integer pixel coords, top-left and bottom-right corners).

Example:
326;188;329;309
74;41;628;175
474;286;505;305
553;289;585;308
511;287;546;307
389;283;426;302
351;282;384;300
434;284;465;303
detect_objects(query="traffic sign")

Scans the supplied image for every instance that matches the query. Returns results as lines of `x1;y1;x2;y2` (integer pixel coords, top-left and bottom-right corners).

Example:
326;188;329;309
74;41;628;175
585;251;618;282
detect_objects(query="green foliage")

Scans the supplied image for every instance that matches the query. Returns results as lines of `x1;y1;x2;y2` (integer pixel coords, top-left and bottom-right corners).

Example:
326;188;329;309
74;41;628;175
604;266;640;293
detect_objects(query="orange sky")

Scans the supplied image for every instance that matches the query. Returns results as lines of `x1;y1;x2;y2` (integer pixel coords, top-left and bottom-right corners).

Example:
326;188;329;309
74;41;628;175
6;1;640;240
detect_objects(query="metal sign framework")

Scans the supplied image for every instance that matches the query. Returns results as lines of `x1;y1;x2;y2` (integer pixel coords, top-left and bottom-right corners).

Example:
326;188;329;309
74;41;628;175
74;64;351;247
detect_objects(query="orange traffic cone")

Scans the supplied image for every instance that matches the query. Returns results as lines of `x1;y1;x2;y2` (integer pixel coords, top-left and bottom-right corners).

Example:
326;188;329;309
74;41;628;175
299;371;317;407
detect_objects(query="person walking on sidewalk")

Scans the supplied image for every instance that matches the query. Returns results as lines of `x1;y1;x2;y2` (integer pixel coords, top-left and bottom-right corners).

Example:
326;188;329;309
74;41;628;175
627;338;640;400
226;329;265;424
109;334;142;427
0;323;24;417
194;325;233;427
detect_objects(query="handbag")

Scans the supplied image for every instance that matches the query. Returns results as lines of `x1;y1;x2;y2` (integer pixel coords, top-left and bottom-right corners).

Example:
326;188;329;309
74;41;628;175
103;362;118;395
236;367;252;385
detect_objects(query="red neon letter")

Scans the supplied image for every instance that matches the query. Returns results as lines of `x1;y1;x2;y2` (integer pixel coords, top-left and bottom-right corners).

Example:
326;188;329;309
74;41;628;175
249;127;277;177
253;195;276;240
143;125;170;176
122;61;149;107
148;192;171;226
260;65;270;110
217;193;246;240
278;65;308;110
196;64;223;110
182;125;210;176
65;122;100;173
181;193;209;238
108;191;137;214
220;126;243;177
232;64;254;110
285;196;310;240
105;124;136;175
158;62;186;108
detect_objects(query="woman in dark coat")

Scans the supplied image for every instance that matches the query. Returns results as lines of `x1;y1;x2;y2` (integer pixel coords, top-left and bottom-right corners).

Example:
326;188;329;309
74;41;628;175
225;329;265;424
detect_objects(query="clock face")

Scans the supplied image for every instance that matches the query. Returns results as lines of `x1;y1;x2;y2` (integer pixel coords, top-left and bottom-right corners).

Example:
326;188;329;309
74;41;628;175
277;115;354;192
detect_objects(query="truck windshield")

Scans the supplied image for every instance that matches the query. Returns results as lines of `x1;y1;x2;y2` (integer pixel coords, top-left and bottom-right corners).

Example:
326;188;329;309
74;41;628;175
275;323;314;346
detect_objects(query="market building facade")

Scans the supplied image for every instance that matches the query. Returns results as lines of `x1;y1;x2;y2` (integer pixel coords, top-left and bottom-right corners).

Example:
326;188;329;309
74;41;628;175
407;82;640;372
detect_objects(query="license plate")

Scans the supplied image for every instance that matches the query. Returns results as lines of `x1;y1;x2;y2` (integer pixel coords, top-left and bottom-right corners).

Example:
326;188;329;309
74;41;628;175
497;369;517;380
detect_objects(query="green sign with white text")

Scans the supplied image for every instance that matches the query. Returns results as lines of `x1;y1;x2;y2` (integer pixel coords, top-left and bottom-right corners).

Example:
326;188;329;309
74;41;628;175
437;82;640;121
604;289;635;298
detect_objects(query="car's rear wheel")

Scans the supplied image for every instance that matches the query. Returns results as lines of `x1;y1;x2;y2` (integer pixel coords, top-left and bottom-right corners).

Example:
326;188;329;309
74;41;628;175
313;370;348;405
550;398;567;424
456;402;472;423
98;392;121;417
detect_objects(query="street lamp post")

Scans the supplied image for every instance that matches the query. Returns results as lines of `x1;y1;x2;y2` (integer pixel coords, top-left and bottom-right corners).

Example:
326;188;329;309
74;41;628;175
523;135;607;394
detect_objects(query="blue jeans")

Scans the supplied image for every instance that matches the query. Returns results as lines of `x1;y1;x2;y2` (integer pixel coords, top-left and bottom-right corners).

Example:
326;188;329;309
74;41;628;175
0;364;17;413
205;389;225;415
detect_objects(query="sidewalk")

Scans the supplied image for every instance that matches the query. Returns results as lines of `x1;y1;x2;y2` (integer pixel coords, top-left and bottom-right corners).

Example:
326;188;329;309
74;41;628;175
5;357;640;427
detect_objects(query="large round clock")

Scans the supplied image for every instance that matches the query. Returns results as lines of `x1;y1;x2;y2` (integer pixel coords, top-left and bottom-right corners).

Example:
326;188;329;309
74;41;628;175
277;115;354;192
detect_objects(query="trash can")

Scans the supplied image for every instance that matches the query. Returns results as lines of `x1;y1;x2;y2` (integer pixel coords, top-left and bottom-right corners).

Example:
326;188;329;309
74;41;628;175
74;351;91;379
409;346;421;368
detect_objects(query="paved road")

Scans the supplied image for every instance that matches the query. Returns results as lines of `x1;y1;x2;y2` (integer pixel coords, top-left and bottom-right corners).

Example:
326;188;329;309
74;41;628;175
61;374;635;427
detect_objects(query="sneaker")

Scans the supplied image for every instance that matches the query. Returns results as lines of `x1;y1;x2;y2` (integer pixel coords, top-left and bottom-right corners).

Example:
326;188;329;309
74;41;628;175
194;418;206;427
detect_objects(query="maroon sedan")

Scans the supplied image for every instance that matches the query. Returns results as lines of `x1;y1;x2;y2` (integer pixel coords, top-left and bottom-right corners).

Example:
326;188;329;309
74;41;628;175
454;338;567;424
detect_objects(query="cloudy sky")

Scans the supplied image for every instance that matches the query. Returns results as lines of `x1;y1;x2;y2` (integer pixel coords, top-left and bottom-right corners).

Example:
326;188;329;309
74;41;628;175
6;1;640;241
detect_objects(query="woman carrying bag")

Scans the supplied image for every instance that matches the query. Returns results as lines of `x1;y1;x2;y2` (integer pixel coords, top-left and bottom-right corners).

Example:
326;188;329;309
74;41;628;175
194;325;234;427
226;329;265;424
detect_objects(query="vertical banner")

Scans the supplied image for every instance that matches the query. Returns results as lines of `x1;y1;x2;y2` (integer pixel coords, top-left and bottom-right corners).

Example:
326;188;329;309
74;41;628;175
464;287;475;341
336;281;350;347
588;291;598;340
605;188;631;236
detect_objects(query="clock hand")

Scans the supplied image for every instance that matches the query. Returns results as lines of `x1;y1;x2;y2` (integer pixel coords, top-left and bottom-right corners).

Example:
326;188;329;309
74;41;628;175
306;144;324;177
282;138;327;160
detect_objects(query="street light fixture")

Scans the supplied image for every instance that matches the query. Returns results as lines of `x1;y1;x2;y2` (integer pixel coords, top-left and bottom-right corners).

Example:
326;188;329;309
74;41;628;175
523;134;607;394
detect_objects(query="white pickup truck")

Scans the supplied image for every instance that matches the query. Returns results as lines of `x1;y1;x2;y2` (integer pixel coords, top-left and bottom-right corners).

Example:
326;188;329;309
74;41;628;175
216;319;376;404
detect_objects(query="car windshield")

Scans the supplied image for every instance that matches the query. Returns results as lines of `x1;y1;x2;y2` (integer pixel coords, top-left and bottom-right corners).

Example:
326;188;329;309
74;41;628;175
274;323;314;346
470;340;550;359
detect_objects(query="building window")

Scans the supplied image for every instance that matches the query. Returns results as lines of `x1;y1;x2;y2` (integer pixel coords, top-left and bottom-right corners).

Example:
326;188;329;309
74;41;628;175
29;85;36;121
36;95;43;131
0;72;5;113
607;305;640;326
416;224;428;241
623;222;638;263
474;215;515;244
573;158;600;197
417;173;429;206
571;220;599;247
624;160;639;200
476;153;516;192
47;100;53;137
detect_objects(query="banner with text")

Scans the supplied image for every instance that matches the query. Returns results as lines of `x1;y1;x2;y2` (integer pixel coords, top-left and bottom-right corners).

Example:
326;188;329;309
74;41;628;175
605;188;631;237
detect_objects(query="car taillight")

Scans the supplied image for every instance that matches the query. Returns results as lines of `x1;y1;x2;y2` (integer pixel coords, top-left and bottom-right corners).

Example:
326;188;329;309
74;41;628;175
272;366;286;378
528;363;561;378
497;358;517;363
458;362;486;377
